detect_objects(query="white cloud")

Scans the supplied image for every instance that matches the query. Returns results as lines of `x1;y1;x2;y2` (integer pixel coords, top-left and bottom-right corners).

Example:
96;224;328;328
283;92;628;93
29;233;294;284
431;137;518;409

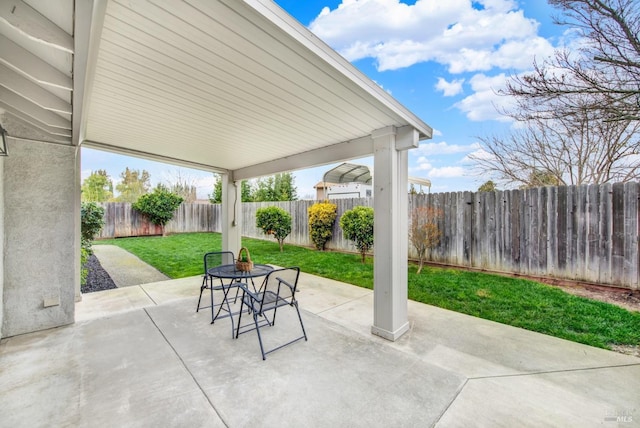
454;73;515;122
416;141;481;156
427;166;467;178
432;128;443;137
413;156;433;171
462;148;494;163
435;77;464;96
309;0;555;72
193;175;216;199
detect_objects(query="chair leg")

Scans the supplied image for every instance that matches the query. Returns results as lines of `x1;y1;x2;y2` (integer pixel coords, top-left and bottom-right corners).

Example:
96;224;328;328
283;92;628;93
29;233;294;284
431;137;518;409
253;312;267;360
196;276;207;313
293;302;308;341
220;284;236;338
232;279;241;304
209;280;215;324
235;290;246;339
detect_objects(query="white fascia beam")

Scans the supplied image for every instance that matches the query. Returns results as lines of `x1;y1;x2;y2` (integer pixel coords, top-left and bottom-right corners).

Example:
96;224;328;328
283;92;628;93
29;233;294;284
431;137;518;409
0;86;71;129
0;0;73;53
73;0;108;147
0;35;72;90
82;139;231;175
232;134;374;181
0;64;71;114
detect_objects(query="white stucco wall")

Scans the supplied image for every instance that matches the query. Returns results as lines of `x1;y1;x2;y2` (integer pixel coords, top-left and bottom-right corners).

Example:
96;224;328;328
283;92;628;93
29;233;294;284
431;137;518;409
2;140;78;337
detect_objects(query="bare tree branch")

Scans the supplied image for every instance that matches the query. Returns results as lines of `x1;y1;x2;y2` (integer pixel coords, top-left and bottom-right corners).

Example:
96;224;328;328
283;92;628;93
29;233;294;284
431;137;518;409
472;95;640;187
503;0;640;121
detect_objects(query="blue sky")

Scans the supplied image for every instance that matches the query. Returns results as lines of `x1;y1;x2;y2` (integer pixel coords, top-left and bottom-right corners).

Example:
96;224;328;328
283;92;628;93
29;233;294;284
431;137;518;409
82;0;567;199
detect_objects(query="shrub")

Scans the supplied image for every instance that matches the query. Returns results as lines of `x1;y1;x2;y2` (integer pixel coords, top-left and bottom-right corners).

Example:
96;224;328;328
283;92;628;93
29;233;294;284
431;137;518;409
80;246;90;286
80;202;105;286
256;206;292;252
409;206;443;273
81;201;105;245
339;206;374;263
132;186;184;236
308;202;337;250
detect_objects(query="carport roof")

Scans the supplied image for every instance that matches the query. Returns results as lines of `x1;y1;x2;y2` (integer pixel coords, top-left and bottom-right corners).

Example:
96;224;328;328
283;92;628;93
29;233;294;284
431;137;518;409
324;163;372;185
1;0;432;179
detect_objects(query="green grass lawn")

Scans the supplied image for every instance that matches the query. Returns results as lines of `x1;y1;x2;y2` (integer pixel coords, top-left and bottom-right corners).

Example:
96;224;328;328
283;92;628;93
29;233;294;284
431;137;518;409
95;232;640;350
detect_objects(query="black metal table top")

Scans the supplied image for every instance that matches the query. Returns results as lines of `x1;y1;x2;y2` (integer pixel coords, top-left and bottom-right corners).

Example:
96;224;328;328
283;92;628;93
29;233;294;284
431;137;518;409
207;263;274;280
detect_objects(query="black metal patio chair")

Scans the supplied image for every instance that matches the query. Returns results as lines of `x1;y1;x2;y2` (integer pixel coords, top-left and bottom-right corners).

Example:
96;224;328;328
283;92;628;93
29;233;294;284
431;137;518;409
235;267;308;360
196;251;237;323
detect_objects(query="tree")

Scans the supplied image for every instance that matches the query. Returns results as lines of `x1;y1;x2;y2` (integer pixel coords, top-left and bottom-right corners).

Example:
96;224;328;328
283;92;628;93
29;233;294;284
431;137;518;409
504;0;640;122
254;173;298;202
164;170;197;203
477;0;640;187
256;206;292;252
132;185;183;236
478;180;497;192
339;206;374;263
308;202;338;251
521;170;562;189
209;175;253;203
210;175;222;203
409;207;442;274
81;170;113;202
81;202;105;245
273;172;298;201
241;180;253;202
115;167;151;202
473;102;640;187
254;176;276;202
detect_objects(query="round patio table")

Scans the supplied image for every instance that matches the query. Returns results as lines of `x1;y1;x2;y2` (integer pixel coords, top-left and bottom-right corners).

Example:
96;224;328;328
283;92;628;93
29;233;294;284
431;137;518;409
207;263;274;281
206;264;274;335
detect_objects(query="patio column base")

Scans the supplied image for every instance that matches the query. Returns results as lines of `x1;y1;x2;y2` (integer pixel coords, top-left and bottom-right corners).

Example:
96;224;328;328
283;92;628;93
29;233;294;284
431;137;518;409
371;322;409;342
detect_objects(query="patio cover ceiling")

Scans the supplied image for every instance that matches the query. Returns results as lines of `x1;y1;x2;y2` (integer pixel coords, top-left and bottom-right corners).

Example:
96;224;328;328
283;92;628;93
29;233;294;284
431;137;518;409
0;0;432;180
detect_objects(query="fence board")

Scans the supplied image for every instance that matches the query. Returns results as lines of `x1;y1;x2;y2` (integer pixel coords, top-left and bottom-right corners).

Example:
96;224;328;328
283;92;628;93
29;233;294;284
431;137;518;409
546;186;558;275
537;187;548;274
576;185;583;277
454;192;465;266
623;182;639;288
611;183;626;285
556;186;568;274
586;184;599;281
599;183;613;285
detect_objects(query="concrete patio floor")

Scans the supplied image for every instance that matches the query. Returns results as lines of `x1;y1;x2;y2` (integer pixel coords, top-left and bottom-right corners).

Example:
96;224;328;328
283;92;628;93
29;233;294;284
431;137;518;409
1;268;639;427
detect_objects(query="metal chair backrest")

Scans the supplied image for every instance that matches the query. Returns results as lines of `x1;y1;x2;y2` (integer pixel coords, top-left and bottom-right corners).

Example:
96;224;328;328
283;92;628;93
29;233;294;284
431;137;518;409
256;267;300;313
203;251;235;273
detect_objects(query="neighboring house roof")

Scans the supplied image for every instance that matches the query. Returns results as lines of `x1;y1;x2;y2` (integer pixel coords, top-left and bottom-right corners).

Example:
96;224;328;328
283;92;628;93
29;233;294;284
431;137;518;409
314;181;337;189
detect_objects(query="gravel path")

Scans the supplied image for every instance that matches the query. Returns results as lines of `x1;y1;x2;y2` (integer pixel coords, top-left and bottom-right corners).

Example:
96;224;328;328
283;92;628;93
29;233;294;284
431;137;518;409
81;254;117;293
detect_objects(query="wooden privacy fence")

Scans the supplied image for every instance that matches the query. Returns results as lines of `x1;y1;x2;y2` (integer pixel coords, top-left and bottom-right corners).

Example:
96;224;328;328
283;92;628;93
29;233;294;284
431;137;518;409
414;182;639;290
98;202;219;238
97;182;639;290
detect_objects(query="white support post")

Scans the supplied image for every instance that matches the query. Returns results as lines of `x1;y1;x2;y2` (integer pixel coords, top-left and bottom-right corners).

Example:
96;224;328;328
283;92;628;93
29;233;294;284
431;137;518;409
371;126;411;341
221;174;241;258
